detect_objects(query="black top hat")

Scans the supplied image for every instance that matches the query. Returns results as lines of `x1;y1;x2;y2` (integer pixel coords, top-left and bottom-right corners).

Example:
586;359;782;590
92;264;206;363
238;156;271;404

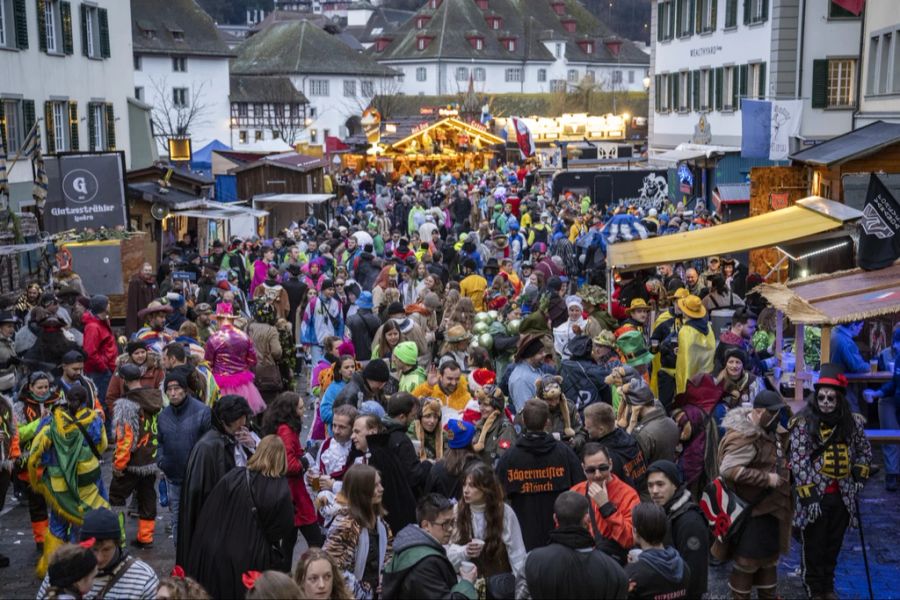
815;363;847;392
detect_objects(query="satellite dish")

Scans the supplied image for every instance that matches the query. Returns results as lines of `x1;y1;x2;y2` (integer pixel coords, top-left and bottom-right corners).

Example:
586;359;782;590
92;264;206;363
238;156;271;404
150;203;170;220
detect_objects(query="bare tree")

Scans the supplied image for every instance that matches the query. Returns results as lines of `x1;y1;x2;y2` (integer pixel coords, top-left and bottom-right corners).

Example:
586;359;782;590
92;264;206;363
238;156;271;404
359;78;406;120
148;77;209;143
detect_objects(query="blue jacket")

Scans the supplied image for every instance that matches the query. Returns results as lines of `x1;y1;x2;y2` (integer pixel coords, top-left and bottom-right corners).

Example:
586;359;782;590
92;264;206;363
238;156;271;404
879;360;900;399
157;396;212;484
829;325;868;374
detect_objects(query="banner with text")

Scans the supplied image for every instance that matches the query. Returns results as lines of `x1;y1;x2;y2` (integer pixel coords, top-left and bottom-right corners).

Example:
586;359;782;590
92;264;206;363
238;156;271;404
43;153;128;233
740;99;803;161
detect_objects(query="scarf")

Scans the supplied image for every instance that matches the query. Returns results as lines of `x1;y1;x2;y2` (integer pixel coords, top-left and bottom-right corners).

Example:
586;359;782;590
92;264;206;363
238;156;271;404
473;411;498;453
716;369;751;405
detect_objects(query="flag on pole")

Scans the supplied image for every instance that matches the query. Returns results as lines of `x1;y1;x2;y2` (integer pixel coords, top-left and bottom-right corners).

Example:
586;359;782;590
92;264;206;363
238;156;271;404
21;121;39;159
32;145;48;208
858;173;900;270
833;0;864;15
511;117;535;158
740;99;803;160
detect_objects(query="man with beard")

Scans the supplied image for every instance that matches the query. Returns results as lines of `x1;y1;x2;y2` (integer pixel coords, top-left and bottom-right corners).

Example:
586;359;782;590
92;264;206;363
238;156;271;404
412;360;471;412
176;394;257;565
132;301;175;355
647;460;709;599
126;263;158;337
714;307;759;373
57;351;104;418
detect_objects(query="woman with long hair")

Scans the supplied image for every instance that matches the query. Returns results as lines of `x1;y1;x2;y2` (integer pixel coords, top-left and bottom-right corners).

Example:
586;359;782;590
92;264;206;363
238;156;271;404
263;392;323;552
186;435;295;599
371;320;401;362
245;571;303;600
294;548;353;600
371;266;399;315
323;464;392;600
320;355;358;436
449;462;526;596
409;398;445;461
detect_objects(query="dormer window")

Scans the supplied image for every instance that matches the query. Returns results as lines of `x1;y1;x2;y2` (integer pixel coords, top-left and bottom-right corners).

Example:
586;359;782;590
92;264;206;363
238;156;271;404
416;15;430;29
550;1;566;16
374;37;392;52
561;18;577;33
500;37;516;52
486;15;502;30
416;35;433;50
166;24;185;42
578;40;594;54
476;0;488;9
467;35;484;50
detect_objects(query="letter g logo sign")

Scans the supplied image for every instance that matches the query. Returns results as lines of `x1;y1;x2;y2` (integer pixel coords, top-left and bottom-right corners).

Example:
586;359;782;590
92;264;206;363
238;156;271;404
62;169;99;204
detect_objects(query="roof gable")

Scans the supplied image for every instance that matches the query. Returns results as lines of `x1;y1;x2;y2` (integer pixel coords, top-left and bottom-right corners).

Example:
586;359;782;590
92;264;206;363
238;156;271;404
790;121;900;166
131;0;234;57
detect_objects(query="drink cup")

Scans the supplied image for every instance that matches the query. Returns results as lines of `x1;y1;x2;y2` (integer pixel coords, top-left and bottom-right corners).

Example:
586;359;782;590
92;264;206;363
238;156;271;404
870;359;879;374
628;548;643;564
470;538;485;555
308;468;321;492
460;561;477;578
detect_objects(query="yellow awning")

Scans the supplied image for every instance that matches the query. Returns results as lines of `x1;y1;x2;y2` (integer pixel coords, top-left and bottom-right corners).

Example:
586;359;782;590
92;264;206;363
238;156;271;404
607;197;862;272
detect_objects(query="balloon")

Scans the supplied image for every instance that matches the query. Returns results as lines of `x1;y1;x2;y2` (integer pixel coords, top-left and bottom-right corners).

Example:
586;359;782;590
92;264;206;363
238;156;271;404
506;319;522;335
469;338;482;352
473;322;489;335
474;312;491;324
351;231;374;247
478;333;494;350
487;310;499;321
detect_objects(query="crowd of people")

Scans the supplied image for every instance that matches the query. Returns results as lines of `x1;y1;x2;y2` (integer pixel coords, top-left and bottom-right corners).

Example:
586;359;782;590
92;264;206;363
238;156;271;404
0;162;892;600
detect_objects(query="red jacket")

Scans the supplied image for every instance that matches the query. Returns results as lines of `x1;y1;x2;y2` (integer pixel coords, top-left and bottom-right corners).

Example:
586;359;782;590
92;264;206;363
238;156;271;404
570;475;640;550
277;423;317;526
82;311;118;374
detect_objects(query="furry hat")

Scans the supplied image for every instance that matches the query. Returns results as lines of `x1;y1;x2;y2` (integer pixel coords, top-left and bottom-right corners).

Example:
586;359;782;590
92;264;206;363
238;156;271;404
535;375;574;438
414;398;444;460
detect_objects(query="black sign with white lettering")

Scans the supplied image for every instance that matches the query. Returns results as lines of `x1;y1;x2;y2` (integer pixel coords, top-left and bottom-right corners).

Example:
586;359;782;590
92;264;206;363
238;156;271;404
43;153;128;233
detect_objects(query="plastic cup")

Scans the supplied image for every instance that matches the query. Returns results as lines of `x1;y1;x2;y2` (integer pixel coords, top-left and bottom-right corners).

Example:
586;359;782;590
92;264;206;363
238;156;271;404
628;548;643;564
460;561;476;577
308;468;321;492
870;359;879;374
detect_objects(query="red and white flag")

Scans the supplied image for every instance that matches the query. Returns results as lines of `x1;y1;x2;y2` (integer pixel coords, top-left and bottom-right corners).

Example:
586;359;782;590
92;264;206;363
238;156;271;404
832;0;864;15
512;117;536;158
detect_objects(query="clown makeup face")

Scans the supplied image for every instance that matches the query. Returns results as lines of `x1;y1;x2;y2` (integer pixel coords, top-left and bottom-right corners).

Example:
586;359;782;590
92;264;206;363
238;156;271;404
816;388;839;414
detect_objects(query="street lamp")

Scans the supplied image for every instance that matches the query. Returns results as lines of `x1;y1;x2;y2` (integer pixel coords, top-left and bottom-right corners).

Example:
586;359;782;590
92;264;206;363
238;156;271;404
643;76;651;90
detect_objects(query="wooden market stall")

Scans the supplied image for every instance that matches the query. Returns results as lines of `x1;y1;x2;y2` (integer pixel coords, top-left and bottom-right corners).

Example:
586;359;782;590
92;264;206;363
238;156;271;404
754;262;900;413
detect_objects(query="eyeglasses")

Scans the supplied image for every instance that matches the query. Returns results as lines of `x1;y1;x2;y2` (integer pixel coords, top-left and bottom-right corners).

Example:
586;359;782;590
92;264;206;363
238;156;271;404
584;464;611;475
433;519;455;530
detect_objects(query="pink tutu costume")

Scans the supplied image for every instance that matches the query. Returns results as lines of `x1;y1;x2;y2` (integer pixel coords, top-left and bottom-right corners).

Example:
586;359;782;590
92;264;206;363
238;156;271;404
204;319;266;414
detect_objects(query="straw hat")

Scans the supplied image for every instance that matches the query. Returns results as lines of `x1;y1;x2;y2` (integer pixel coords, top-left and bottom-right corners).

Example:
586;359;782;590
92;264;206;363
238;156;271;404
592;329;617;349
671;287;690;300
625;298;651;314
677;295;707;319
446;325;472;343
137;300;173;319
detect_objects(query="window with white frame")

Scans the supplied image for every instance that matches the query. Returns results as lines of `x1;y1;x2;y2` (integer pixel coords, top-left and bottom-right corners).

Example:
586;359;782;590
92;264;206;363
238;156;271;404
555;43;562;58
134;55;142;71
309;79;329;96
657;74;670;111
678;0;693;37
255;130;263;141
44;0;61;53
343;80;356;97
173;56;187;72
612;70;622;84
748;63;764;99
678;71;690;110
827;59;856;107
0;0;7;48
567;69;578;82
134;86;143;101
505;68;523;82
537;68;547;82
89;103;106;151
2;99;22;152
474;67;485;81
746;0;767;24
51;101;67;150
416;67;427;81
239;130;248;144
550;79;566;92
657;0;674;41
83;4;102;58
879;33;892;92
455;67;468;81
723;66;735;109
172;88;188;108
585;70;595;83
697;0;715;33
699;69;711;110
360;81;374;98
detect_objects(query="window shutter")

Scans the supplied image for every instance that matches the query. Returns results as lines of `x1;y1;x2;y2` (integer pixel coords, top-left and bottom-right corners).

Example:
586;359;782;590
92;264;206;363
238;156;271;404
44;101;55;154
732;69;739;108
98;8;109;58
673;73;680;109
36;0;46;52
711;0;717;31
105;102;115;150
811;59;828;108
80;3;88;56
758;62;766;98
743;0;750;24
61;1;72;54
657;3;664;41
692;70;700;111
695;0;702;34
668;3;675;38
761;0;768;20
655;75;661;111
739;64;748;98
87;103;96;150
725;0;735;27
715;67;723;110
68;101;78;150
22;100;36;137
13;0;28;49
0;103;5;150
688;0;695;34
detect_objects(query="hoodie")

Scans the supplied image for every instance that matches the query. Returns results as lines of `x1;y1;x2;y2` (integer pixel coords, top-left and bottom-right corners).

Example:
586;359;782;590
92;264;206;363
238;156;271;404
590;427;648;491
496;431;586;550
112;387;164;474
382;525;477;600
624;546;690;600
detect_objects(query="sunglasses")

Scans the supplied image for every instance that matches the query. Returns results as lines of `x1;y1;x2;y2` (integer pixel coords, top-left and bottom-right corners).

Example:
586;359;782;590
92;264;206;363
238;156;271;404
584;464;611;475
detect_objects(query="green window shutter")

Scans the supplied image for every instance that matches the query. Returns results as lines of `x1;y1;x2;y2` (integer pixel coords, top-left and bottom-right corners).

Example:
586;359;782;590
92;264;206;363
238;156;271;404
710;0;717;31
61;1;72;55
668;3;675;38
98;8;109;58
80;4;88;56
673;73;680;109
688;0;695;34
105;103;116;150
743;0;750;24
758;62;766;98
44;101;55;154
739;64;748;99
657;3;664;41
22;100;36;137
761;0;768;21
36;0;46;52
655;75;661;111
715;67;723;110
692;70;700;111
811;59;829;108
695;0;702;34
731;68;739;108
725;0;735;27
87;103;95;150
68;101;78;150
13;0;28;49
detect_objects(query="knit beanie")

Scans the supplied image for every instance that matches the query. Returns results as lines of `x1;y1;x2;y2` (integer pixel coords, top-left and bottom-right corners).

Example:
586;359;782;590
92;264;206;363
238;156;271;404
48;546;97;590
393;341;419;366
119;363;142;383
647;460;683;487
89;294;109;315
164;371;187;391
362;359;390;383
80;508;122;542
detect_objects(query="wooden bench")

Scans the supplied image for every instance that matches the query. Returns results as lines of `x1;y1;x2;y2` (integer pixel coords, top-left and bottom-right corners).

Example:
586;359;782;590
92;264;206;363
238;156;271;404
864;429;900;444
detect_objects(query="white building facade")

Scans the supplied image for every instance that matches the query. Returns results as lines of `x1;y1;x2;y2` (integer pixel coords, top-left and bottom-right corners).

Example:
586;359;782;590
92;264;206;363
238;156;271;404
856;0;900;127
649;0;861;151
0;0;134;209
131;0;234;157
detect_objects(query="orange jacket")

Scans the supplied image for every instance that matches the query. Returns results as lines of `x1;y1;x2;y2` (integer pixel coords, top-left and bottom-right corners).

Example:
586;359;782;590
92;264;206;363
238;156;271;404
570;474;640;550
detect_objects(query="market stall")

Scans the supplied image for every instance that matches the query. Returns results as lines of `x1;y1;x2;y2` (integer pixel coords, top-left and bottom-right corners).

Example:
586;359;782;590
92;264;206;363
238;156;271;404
252;193;334;237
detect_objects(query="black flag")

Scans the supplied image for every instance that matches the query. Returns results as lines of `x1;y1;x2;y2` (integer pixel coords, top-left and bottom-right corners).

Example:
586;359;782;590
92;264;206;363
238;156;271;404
858;174;900;270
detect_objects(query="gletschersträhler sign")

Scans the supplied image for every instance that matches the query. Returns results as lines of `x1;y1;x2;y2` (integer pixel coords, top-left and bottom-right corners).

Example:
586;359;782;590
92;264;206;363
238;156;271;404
43;152;128;233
